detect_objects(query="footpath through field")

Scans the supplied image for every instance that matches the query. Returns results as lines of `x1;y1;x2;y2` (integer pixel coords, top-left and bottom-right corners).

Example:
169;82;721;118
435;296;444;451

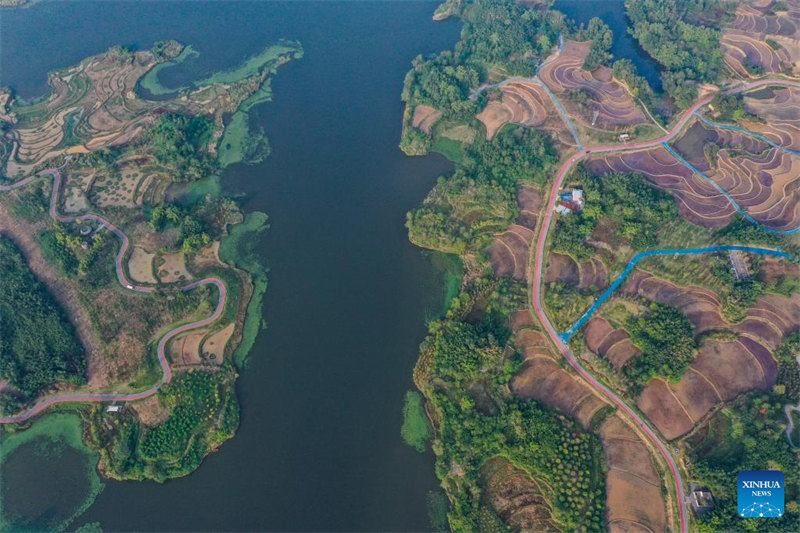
0;168;227;424
531;77;800;533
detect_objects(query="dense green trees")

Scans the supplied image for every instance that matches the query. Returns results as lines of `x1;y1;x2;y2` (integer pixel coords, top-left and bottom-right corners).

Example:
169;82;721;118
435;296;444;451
579;18;613;70
612;59;661;118
626;0;728;108
690;392;800;532
625;302;696;387
94;369;239;482
466;125;558;188
147;113;215;181
455;0;565;74
0;238;85;405
402;53;480;120
552;169;679;259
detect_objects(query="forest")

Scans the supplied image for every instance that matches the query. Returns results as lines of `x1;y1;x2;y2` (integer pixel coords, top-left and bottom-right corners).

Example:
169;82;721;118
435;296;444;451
89;368;239;482
625;0;729;108
552;169;679;260
417;284;606;532
146;113;215;182
0;238;86;410
624;302;696;388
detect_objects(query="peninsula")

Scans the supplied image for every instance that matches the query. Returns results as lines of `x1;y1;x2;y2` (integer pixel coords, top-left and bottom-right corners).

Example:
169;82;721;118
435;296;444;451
0;39;302;484
401;1;800;531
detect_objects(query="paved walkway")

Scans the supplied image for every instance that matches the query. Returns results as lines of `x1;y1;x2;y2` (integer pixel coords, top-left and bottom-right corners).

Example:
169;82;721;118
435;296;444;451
0;168;227;424
560;245;792;341
531;77;800;533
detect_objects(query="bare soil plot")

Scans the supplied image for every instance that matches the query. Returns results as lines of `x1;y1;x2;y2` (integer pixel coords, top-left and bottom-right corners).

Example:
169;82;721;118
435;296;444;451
598;415;667;533
706;146;800;231
723;4;800;77
584;147;737;228
620;270;726;335
544;252;607;291
170;329;207;366
202;322;234;363
512;335;608;428
479;456;556;532
487;225;533;281
487;186;543;280
584;317;642;371
538;40;647;131
131;395;170;426
411;105;442;134
127;245;156;284
157;251;192;283
516;185;542;230
671;119;769;173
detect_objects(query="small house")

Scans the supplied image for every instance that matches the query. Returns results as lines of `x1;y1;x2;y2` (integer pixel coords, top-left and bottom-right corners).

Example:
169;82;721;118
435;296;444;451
106;405;121;413
619;133;631;142
555;187;586;215
690;484;715;515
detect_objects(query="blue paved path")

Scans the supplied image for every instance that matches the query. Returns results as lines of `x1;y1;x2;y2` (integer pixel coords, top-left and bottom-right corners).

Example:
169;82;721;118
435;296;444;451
560;245;794;341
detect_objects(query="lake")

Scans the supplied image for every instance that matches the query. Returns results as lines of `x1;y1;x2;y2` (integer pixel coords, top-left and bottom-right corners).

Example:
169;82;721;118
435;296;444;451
0;1;458;530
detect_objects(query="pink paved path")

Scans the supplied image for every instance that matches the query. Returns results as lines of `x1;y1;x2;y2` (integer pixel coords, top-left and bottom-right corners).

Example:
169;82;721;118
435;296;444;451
531;78;800;533
0;168;227;424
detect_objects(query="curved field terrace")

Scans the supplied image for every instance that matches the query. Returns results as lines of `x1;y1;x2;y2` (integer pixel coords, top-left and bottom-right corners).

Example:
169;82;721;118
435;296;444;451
537;40;648;131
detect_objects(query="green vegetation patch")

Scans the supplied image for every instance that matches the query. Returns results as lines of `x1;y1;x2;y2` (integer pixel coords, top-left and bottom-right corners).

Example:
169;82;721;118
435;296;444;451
219;211;269;367
624;302;696;388
401;390;433;452
407;172;516;255
553;168;679;260
626;0;729;108
91;369;238;482
147;113;215;182
0;237;86;411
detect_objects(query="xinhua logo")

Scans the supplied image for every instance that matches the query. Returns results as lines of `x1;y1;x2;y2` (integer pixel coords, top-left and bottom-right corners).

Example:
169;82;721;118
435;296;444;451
738;471;784;518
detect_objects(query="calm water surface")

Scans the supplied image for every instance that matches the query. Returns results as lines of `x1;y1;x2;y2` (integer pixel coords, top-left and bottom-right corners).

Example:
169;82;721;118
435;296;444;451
1;1;458;530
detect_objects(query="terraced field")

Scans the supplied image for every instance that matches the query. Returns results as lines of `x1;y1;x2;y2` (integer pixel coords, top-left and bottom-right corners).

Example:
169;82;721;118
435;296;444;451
509;315;668;533
544;252;607;291
584;147;738;228
604;268;797;440
1;41;301;179
723;3;800;77
486;185;542;280
476;81;551;140
537;40;647;131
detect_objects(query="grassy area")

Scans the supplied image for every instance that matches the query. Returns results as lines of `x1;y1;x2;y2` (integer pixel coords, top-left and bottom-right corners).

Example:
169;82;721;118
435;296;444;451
431;136;464;165
401;390;433;452
427;251;464;315
219;211;269;367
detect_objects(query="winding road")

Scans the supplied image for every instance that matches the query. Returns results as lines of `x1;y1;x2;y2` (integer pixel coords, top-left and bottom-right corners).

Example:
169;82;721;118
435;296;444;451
0;168;227;424
530;76;800;533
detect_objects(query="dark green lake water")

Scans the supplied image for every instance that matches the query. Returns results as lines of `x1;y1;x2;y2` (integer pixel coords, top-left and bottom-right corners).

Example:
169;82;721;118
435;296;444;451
1;1;458;530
